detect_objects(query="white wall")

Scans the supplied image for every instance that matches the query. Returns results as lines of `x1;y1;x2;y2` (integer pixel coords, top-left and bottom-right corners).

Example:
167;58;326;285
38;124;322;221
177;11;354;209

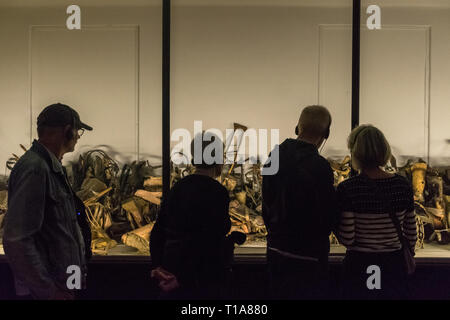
360;2;450;166
171;4;354;160
0;4;162;172
170;1;450;166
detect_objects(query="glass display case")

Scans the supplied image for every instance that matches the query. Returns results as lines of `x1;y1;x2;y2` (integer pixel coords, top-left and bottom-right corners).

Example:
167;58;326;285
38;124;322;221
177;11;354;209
358;0;450;259
0;0;163;257
170;0;353;256
0;0;449;261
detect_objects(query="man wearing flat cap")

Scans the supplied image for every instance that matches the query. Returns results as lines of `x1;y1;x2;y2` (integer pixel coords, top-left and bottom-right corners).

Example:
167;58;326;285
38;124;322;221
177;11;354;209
3;103;93;300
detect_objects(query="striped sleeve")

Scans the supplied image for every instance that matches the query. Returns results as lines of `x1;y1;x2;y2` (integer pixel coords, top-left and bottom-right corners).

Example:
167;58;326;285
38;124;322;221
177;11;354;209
403;211;417;253
338;211;355;246
403;184;417;252
336;183;355;247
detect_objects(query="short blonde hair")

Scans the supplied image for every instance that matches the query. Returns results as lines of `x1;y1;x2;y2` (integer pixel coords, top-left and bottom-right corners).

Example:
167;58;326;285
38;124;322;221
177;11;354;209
348;125;391;170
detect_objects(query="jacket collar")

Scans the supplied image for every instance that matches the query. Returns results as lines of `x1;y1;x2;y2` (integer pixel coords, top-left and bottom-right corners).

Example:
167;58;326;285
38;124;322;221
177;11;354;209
286;138;319;154
30;140;64;174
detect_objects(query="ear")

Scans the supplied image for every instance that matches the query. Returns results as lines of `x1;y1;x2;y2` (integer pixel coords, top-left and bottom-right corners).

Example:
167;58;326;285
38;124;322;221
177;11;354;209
64;124;73;140
324;126;330;139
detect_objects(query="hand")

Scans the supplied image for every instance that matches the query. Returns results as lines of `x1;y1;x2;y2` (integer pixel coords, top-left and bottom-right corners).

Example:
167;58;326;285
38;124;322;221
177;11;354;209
50;288;75;300
151;267;173;280
49;284;76;300
151;267;180;293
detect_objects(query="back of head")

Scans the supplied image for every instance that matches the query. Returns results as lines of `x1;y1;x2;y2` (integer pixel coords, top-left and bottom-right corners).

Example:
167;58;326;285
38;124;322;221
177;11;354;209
297;105;331;139
348;124;391;170
190;131;224;170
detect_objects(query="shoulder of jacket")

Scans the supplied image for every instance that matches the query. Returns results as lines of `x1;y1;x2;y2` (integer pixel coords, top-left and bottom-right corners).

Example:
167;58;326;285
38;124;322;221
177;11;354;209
318;155;332;166
394;174;409;184
310;155;333;174
211;178;229;196
394;174;413;190
12;150;49;176
337;176;357;190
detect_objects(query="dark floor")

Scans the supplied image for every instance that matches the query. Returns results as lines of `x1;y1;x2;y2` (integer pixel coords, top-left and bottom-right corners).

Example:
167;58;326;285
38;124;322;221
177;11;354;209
1;260;450;300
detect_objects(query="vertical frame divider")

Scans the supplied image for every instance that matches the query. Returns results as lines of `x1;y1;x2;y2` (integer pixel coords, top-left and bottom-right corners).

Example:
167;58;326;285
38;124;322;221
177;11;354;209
162;0;171;200
352;0;361;129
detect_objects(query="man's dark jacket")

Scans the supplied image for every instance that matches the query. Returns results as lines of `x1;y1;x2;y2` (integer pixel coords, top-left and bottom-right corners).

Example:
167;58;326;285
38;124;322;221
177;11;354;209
3;140;91;299
262;139;337;263
150;174;231;297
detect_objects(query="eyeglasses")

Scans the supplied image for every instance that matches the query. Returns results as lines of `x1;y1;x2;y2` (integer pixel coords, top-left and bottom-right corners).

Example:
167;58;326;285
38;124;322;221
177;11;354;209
78;128;85;137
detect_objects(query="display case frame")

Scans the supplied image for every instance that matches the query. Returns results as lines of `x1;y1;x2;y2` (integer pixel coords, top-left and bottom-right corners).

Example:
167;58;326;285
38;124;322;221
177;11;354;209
0;0;449;263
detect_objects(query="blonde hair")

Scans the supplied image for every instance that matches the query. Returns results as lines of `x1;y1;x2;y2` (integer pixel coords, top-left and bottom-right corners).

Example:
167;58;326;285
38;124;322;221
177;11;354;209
348;125;391;170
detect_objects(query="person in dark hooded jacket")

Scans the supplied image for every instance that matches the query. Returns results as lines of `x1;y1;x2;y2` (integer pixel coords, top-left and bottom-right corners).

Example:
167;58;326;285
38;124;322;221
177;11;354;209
150;132;232;299
262;105;338;299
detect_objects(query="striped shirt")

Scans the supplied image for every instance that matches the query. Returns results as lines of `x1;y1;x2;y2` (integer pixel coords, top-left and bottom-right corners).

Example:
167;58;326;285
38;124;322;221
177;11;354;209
336;174;417;253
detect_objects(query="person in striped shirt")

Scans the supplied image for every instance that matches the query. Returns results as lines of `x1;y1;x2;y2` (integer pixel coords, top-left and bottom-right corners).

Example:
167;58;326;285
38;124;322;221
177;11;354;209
337;125;417;299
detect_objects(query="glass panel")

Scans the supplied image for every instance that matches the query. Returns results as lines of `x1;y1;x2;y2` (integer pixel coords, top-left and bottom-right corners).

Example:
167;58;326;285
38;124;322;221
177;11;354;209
0;0;163;257
171;0;353;250
360;0;450;256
